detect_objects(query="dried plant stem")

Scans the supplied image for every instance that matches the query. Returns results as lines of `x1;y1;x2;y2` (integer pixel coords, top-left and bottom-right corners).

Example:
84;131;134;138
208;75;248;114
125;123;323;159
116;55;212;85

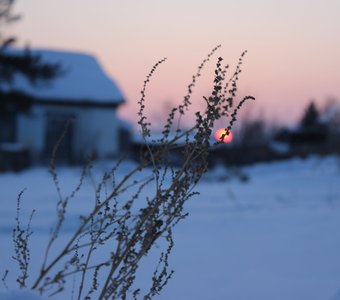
11;46;255;299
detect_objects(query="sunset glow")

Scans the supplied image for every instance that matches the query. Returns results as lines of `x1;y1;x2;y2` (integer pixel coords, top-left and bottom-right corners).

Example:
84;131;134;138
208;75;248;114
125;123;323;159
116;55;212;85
214;128;233;143
10;0;340;128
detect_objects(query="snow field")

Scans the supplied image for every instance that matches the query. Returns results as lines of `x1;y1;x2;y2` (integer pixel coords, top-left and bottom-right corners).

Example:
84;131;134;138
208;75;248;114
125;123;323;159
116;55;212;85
0;156;340;299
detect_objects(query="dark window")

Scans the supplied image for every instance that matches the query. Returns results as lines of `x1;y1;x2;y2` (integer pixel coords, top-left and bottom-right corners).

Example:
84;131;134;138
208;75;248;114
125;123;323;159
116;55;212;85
118;127;131;154
0;112;16;143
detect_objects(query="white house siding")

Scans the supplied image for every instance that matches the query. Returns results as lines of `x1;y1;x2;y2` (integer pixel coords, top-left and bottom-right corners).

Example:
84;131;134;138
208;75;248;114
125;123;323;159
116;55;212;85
75;107;120;159
16;104;121;163
16;106;45;161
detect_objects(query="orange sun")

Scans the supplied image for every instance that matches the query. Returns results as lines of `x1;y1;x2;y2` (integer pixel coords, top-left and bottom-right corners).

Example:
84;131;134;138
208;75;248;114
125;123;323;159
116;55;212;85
214;128;233;143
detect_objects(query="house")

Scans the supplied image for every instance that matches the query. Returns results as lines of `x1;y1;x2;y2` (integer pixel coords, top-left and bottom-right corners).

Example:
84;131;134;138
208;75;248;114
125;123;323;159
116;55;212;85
273;124;331;158
0;48;128;169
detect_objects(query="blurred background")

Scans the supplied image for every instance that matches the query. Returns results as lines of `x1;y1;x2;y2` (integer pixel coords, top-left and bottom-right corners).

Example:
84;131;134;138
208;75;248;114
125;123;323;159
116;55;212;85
1;0;340;169
6;0;340;126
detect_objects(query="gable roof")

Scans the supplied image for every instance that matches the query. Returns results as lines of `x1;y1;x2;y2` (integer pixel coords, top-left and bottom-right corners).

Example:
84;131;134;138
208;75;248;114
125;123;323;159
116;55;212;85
1;48;124;106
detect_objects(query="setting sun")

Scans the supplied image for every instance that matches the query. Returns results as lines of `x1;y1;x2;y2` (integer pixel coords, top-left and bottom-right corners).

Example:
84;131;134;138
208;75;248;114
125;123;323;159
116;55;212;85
214;128;233;143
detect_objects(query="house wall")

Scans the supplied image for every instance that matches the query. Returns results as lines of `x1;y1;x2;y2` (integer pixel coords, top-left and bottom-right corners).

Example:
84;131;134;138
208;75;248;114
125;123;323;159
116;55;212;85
17;106;45;161
76;107;121;159
16;104;122;163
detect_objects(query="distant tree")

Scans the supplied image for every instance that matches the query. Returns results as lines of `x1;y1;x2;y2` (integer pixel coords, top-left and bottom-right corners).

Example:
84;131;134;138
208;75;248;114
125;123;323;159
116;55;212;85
1;0;19;45
299;101;320;129
235;119;268;147
0;0;61;144
321;98;340;129
0;0;60;91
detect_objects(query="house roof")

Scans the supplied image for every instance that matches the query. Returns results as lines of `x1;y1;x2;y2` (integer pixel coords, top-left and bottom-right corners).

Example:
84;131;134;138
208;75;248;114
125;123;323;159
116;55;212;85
1;48;125;106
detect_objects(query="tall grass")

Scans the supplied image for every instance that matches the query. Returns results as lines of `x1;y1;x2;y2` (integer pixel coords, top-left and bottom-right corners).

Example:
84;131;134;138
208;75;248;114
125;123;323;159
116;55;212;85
7;46;254;299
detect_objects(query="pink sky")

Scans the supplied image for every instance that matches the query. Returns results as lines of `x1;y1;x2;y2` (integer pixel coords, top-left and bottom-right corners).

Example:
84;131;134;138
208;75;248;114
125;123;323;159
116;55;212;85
7;0;340;128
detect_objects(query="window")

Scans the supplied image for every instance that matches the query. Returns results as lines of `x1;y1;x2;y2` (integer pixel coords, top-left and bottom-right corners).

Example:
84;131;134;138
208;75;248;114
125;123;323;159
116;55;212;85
0;112;16;143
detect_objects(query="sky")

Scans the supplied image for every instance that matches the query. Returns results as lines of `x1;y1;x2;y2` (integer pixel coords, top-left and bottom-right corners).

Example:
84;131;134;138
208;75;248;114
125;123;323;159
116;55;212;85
6;0;340;129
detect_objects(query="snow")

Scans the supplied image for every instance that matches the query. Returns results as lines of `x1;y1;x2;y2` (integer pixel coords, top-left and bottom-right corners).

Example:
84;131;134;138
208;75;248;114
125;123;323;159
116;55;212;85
0;290;47;300
0;156;340;299
1;48;124;104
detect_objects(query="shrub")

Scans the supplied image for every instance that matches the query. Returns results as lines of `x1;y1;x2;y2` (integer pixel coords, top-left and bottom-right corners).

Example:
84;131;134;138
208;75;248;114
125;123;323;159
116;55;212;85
7;46;254;299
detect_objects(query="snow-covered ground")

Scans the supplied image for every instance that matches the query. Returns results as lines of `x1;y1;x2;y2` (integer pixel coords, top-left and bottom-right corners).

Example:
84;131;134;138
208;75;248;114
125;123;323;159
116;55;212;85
1;156;340;300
